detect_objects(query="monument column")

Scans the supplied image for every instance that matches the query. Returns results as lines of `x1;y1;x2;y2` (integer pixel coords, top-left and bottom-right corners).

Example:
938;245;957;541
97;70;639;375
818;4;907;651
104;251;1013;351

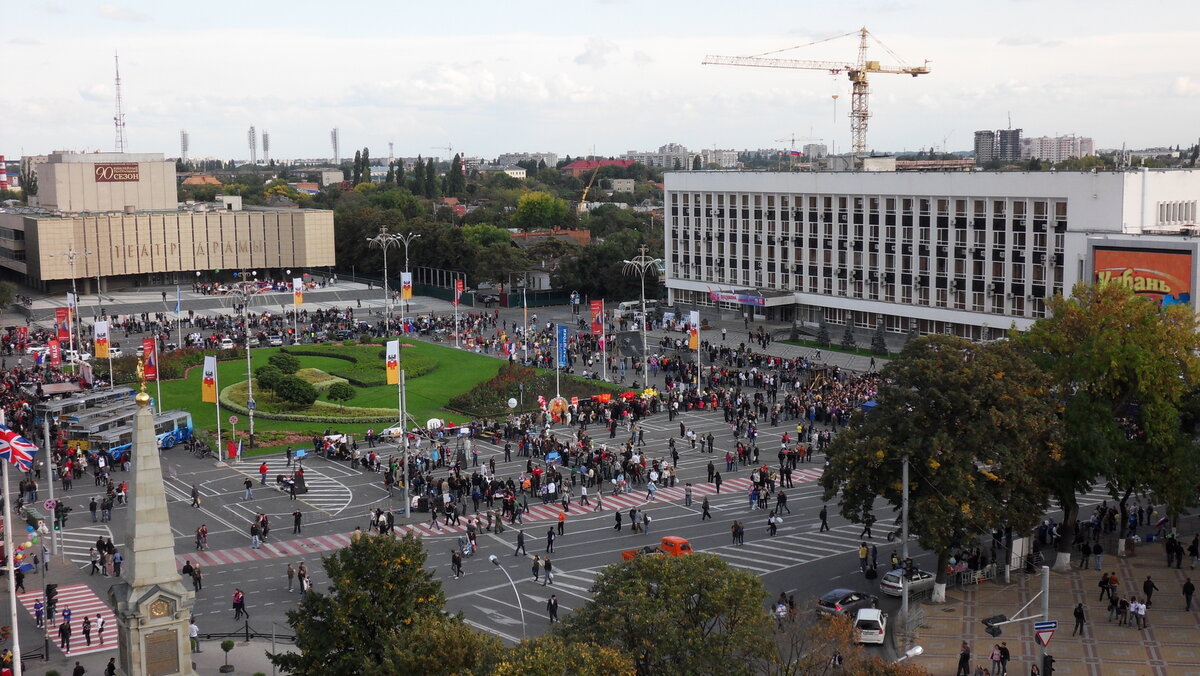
108;363;196;675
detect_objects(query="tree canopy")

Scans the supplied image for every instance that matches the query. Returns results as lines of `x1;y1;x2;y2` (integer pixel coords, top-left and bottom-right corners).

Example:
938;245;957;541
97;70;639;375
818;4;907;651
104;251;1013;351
558;553;774;676
513;191;569;231
820;335;1060;599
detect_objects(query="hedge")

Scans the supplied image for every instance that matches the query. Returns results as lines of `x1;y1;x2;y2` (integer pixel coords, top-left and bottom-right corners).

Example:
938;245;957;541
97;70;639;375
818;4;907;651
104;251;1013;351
279;344;435;388
220;382;398;424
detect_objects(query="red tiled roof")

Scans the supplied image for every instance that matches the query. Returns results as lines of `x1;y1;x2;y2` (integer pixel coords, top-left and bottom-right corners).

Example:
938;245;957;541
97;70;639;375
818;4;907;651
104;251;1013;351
562;160;634;171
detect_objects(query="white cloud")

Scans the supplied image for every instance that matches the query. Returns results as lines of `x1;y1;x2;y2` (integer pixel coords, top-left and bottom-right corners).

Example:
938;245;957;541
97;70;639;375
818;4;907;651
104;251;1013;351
78;84;110;103
575;37;619;68
1169;76;1200;96
633;50;654;66
997;36;1062;48
98;4;149;22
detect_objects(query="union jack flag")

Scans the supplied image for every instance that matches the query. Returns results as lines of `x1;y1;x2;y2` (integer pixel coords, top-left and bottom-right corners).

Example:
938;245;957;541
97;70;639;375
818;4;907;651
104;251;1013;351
0;424;39;472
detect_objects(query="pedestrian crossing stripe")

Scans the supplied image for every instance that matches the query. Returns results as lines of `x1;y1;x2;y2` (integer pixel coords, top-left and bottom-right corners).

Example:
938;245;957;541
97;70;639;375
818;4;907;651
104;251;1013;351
58;524;117;567
18;584;117;657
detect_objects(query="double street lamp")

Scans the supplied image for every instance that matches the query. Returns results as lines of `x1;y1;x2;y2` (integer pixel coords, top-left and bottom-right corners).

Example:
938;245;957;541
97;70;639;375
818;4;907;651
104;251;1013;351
622;245;663;387
366;228;421;334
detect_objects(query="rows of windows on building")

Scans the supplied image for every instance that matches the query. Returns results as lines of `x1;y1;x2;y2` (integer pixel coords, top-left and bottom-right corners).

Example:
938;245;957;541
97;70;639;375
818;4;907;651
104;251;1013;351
974;129;1096;165
667;191;1069;328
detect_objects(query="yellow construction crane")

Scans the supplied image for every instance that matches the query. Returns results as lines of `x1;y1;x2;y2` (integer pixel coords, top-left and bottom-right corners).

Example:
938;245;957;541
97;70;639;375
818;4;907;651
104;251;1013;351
704;28;930;156
578;159;603;215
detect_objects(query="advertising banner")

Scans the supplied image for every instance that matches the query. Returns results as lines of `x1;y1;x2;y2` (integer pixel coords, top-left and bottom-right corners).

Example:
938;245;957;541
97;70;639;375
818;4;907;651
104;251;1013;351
385;340;400;385
142;338;158;381
293;277;304;307
590;300;604;336
93;320;110;358
201;356;218;403
48;339;61;366
55;308;70;341
401;272;413;300
1094;247;1193;307
708;290;767;306
688;310;701;350
454;278;464;306
557;325;569;368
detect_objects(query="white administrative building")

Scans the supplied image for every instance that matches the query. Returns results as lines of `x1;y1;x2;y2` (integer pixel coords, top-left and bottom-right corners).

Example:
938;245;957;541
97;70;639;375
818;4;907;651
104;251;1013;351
664;169;1200;341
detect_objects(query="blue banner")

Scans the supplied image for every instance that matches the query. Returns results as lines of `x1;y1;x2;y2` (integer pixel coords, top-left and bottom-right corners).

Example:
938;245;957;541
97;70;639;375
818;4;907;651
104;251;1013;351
557;324;568;368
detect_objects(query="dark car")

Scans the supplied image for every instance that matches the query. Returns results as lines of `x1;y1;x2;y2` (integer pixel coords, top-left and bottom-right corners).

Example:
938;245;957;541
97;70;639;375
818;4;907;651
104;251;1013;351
334;329;353;340
815;588;878;617
478;293;500;304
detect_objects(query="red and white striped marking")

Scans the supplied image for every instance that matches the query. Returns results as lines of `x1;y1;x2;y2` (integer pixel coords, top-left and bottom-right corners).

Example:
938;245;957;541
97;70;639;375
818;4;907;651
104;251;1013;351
18;584;117;657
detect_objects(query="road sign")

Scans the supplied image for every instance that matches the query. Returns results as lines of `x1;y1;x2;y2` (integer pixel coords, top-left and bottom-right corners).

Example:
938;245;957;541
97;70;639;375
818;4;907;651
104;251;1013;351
247;399;256;410
1035;629;1055;647
43;500;57;511
229;415;239;425
1034;621;1058;630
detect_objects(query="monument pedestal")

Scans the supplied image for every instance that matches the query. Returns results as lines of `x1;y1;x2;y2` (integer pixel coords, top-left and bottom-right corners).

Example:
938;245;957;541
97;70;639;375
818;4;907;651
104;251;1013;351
109;581;196;676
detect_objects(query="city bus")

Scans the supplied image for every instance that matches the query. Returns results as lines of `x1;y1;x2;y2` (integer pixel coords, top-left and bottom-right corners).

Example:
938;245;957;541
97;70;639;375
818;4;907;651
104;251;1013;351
88;410;194;464
39;387;137;424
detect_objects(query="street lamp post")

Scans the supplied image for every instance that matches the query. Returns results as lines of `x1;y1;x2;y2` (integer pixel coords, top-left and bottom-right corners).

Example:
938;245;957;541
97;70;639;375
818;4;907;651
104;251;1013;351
366;227;405;335
48;248;93;364
241;271;258;447
488;555;527;639
622;245;662;387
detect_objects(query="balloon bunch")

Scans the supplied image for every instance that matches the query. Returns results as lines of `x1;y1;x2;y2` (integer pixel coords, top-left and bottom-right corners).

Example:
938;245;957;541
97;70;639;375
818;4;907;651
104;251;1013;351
14;525;39;564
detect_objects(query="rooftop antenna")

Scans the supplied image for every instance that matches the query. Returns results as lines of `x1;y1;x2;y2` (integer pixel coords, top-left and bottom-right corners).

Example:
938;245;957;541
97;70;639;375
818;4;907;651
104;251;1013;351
388;141;395;164
1007;111;1012;130
113;52;128;152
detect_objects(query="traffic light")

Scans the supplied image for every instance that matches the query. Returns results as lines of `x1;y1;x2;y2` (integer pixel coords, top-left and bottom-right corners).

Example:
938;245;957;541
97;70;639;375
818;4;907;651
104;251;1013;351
1042;654;1055;675
45;584;58;614
982;614;1007;638
0;625;11;640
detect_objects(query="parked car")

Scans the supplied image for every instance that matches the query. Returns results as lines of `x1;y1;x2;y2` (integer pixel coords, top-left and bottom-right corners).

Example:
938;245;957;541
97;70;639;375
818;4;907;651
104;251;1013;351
63;349;91;363
219;338;235;350
815;588;878;617
879;568;937;597
25;345;49;357
108;346;125;358
854;608;888;645
268;334;284;347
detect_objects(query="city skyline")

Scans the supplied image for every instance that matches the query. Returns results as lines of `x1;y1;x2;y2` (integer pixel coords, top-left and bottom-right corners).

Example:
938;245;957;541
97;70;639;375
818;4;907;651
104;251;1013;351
5;0;1199;161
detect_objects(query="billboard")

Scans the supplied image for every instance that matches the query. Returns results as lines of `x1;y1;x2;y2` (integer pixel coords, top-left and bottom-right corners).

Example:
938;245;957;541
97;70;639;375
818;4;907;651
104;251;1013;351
1094;247;1193;307
93;163;140;182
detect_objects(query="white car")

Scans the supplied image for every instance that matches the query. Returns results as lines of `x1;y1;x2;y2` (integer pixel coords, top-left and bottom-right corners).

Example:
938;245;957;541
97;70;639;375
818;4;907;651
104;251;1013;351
268;334;284;347
219;338;235;350
854;608;887;645
108;346;124;358
25;345;49;357
879;568;937;597
63;349;91;363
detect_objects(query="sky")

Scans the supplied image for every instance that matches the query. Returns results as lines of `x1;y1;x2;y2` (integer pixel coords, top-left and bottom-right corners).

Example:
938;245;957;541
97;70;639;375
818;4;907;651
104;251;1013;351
4;0;1199;163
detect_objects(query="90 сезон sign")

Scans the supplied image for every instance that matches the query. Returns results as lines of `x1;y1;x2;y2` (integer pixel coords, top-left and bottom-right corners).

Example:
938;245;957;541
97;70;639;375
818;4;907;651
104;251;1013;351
94;163;140;182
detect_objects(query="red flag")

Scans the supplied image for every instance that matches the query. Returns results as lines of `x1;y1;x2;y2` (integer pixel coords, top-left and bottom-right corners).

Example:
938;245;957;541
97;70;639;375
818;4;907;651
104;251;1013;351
55;308;70;341
48;339;61;366
142;338;158;381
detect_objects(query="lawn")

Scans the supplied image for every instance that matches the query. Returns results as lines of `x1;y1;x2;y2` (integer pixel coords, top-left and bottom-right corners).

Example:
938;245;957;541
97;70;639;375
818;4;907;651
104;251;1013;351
158;340;504;456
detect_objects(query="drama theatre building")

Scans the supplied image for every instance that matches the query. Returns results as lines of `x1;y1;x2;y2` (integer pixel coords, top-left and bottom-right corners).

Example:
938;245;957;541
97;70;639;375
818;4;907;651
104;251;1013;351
664;169;1200;340
0;152;334;291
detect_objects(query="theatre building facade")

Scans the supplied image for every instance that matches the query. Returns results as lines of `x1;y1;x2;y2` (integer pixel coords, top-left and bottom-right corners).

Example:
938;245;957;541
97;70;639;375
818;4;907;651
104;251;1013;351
0;151;335;292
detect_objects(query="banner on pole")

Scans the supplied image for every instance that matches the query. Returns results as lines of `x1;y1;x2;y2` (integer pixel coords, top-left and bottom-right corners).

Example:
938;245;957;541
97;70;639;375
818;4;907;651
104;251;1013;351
142;338;158;381
401;272;413;300
93;320;110;358
48;339;61;366
293;277;304;307
590;300;604;336
688;310;700;350
55;308;70;341
201;356;218;403
175;286;182;313
385;340;400;385
557;324;569;368
66;292;77;310
454;278;464;306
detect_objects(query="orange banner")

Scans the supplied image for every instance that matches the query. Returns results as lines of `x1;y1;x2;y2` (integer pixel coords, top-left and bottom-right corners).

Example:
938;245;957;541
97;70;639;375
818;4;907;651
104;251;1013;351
1094;247;1193;307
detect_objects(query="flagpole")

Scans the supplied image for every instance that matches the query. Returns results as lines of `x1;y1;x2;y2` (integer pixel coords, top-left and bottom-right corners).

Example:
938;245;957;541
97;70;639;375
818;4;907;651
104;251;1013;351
214;366;223;460
155;351;164;414
601;300;607;383
555;326;561;400
0;412;23;676
401;369;409;518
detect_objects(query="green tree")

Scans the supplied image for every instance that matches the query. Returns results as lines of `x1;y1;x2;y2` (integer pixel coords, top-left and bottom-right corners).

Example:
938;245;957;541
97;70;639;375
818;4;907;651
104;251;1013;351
374;613;504;676
361;147;371;184
273;375;317;406
558;553;773;675
1017;283;1200;568
494;636;635;676
758;613;926;676
18;158;37;198
411;155;425;195
870;320;888;355
352;150;363;185
424;158;436;199
816;318;831;348
473;242;528;286
268;533;446;674
839;321;857;350
513;191;569;231
820;335;1060;601
0;281;16;308
692;154;702;170
447;154;466;197
461;223;512;249
254;364;282;391
269;352;301;374
326;382;355;407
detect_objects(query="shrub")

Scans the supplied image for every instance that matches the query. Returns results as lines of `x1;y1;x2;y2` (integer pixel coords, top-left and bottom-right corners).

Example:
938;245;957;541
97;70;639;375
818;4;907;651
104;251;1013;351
840;322;857;350
269;352;302;374
255;364;283;391
326;382;356;406
274;374;317;406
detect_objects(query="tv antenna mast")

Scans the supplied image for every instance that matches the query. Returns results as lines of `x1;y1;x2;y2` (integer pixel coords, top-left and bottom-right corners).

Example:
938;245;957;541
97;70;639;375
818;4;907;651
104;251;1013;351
113;52;128;152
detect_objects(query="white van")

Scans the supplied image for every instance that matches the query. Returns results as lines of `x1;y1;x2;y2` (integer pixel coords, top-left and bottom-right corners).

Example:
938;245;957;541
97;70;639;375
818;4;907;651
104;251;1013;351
614;300;658;319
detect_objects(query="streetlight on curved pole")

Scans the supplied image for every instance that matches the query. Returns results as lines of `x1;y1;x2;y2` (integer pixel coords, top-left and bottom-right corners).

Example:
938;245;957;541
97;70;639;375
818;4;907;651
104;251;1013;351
395;232;421;315
366;227;403;335
622;245;663;387
48;247;93;368
488;555;527;640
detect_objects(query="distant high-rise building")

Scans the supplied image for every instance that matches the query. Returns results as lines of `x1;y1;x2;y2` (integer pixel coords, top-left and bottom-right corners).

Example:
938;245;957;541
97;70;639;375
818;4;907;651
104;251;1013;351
996;129;1022;163
625;143;696;169
1020;135;1095;164
700;149;739;168
802;143;828;160
974;131;996;165
496;151;557;168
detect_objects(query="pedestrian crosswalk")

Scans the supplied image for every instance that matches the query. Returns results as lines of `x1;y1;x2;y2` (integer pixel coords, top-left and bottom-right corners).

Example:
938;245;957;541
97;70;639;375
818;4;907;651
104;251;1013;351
18;584;117;657
708;524;871;575
178;531;355;568
289;463;355;516
58;525;117;569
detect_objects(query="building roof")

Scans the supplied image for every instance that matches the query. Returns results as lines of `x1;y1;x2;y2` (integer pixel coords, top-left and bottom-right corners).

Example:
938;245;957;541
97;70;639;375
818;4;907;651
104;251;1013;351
181;174;222;186
562;160;635;172
509;228;591;249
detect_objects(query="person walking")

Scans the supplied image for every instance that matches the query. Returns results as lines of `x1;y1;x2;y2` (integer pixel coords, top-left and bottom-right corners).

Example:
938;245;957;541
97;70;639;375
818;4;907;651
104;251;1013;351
190;484;200;508
192;564;203;592
531;555;542;583
557;510;566;536
767;511;780;537
242;477;253;501
956;641;971;676
286;564;296;592
1093;542;1104;570
82;616;92;647
644;512;652;535
546;594;559;623
543;557;554;586
614;511;622;532
858;542;869;573
1144;575;1159;607
819;505;830;532
59;620;72;654
250;522;261;549
259;461;269;485
701;496;712;520
1183;577;1195;611
96;615;106;645
189;619;201;653
450;550;463;579
1072;602;1087;636
546;528;555;553
515;530;527;556
292;508;302;534
232;589;248;620
714;471;723;494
